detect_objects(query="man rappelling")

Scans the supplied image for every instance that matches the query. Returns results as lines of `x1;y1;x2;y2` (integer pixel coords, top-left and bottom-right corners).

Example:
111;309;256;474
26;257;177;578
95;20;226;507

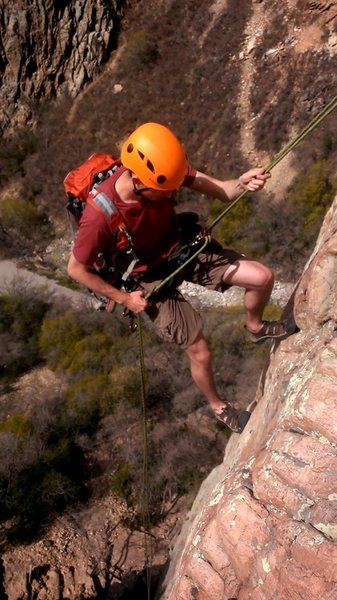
67;122;296;433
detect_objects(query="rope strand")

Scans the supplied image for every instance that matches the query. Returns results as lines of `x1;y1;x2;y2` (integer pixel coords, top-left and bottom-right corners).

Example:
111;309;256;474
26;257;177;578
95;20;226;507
137;314;152;600
209;93;337;231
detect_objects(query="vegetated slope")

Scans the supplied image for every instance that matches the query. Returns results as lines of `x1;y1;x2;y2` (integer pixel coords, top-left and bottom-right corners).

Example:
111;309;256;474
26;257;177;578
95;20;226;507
1;0;337;282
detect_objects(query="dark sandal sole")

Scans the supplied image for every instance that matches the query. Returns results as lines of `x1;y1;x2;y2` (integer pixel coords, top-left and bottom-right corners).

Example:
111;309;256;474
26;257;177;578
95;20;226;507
215;407;251;433
247;319;298;344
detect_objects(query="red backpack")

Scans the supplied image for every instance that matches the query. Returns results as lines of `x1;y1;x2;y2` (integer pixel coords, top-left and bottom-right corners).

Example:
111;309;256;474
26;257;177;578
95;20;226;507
63;153;132;250
64;153;119;202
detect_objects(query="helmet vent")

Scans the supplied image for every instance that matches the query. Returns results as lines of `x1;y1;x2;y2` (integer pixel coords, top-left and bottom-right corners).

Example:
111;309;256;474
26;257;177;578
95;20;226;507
126;143;134;153
146;159;155;173
157;175;166;184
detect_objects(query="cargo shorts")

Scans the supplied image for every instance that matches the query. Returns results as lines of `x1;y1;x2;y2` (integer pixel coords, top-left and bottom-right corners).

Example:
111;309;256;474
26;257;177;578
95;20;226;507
140;244;245;349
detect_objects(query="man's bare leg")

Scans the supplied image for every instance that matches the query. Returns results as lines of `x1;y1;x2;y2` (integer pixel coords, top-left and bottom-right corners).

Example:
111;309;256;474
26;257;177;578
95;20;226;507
184;333;227;414
222;259;274;333
184;333;251;432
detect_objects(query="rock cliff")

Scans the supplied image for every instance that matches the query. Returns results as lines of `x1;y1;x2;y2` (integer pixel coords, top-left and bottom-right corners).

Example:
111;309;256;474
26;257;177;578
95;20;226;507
160;194;337;599
0;0;123;135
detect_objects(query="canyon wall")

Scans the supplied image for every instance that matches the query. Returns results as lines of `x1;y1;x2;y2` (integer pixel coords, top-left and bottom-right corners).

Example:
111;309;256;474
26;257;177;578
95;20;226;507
0;0;123;135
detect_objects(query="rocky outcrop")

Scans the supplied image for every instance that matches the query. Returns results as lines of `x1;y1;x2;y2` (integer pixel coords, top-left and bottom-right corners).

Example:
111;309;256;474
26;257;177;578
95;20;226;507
160;196;337;599
0;0;123;135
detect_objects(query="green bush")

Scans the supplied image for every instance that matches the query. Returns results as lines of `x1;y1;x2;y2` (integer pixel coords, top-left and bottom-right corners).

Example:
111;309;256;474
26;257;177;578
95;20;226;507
39;310;84;371
109;365;142;407
66;372;114;428
0;197;41;237
0;414;33;436
208;197;251;252
118;30;158;72
40;469;79;509
3;435;87;542
66;331;114;375
110;462;133;503
285;158;336;244
0;292;50;383
0;132;38;181
0;293;48;339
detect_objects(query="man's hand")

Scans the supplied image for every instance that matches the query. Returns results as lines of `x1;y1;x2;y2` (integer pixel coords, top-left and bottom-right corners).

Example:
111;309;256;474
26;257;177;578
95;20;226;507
238;167;271;192
123;290;147;313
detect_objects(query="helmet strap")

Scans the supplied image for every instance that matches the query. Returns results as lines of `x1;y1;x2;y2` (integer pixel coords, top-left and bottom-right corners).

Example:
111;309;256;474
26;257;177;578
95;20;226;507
132;180;153;197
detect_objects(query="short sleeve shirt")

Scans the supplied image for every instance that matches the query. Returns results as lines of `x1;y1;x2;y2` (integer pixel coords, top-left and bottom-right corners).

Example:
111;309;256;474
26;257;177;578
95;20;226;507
73;165;197;275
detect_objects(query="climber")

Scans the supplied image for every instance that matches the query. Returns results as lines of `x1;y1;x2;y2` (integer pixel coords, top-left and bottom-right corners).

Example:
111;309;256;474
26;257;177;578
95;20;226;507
67;122;296;433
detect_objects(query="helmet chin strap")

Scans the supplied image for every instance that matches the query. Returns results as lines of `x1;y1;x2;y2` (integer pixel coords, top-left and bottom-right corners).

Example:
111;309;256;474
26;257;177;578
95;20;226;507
130;172;152;197
132;181;152;196
130;172;176;200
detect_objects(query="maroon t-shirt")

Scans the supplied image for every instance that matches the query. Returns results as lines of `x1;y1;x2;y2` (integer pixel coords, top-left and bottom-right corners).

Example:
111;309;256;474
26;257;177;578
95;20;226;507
73;165;197;276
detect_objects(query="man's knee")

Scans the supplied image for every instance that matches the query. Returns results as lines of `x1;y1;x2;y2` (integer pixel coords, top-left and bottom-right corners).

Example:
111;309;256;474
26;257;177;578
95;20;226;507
185;335;211;367
256;264;274;289
223;259;274;290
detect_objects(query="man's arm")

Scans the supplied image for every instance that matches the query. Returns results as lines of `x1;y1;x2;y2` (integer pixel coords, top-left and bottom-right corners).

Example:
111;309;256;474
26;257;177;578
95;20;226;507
189;167;270;202
67;252;147;313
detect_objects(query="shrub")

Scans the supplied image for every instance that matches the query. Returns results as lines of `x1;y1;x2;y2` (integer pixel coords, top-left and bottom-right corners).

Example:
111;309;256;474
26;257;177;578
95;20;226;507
66;331;114;376
208;197;251;252
0;131;38;181
39;469;79;509
109;365;142;407
0;414;33;436
65;372;114;429
285;158;336;244
3;435;87;542
39;309;84;370
110;462;133;503
0;197;42;237
118;30;158;73
0;292;50;384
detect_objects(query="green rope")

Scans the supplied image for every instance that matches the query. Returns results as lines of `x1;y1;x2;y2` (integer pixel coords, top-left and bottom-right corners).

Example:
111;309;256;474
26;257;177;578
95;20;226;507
136;314;152;600
209;93;337;232
144;234;212;301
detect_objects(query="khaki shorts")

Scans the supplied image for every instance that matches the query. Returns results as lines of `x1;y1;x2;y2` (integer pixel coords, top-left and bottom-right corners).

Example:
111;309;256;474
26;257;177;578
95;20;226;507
140;243;244;349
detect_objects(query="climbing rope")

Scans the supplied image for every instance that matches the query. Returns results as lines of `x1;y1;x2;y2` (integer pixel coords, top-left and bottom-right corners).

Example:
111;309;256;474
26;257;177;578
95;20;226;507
136;313;152;600
208;92;337;232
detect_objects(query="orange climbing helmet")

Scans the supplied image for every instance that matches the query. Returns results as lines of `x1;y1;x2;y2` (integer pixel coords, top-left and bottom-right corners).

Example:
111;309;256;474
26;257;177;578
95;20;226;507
121;122;188;191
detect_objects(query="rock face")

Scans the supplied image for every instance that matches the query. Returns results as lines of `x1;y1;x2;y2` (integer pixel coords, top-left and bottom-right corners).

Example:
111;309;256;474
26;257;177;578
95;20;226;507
160;196;337;598
0;0;123;135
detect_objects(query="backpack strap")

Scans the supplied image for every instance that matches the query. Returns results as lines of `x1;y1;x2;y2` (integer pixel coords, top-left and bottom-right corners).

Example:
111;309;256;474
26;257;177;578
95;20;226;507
87;188;139;287
87;190;120;224
87;189;130;250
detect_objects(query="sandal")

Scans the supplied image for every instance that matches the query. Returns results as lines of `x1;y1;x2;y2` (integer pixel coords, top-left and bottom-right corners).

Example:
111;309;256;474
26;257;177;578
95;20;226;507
247;318;298;344
214;405;251;433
